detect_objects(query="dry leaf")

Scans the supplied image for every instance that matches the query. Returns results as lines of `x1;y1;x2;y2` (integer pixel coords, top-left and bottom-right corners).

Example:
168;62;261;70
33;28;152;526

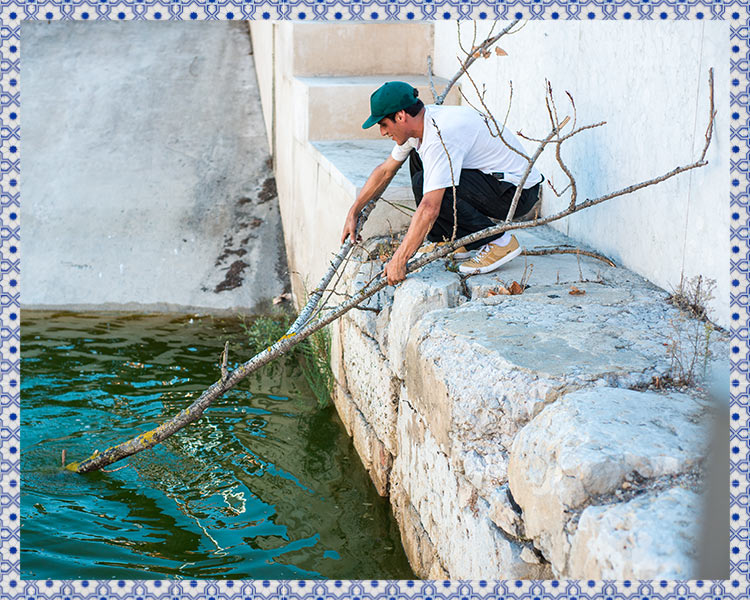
495;47;508;56
492;285;511;296
569;286;585;296
473;51;482;58
273;292;291;304
482;50;491;59
509;281;524;295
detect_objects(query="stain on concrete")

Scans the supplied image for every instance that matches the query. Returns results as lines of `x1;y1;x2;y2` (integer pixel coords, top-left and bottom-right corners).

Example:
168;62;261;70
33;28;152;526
257;177;277;204
214;247;248;267
215;260;249;293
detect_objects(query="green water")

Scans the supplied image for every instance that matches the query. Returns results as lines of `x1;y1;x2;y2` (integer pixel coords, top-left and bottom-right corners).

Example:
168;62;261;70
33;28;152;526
21;311;413;580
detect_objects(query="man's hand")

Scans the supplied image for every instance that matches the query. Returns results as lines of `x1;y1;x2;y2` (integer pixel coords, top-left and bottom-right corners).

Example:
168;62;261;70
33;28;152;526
340;157;404;244
384;253;407;285
341;208;361;244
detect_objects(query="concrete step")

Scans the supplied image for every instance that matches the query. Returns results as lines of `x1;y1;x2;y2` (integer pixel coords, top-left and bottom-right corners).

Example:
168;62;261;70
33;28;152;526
292;74;460;142
289;23;434;77
311;139;413;200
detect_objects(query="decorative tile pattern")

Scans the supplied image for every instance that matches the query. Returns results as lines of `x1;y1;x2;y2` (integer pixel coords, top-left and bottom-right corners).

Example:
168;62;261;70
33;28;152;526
5;0;746;597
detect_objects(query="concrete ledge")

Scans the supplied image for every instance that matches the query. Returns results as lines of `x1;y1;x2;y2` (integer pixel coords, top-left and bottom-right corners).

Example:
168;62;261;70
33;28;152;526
331;225;727;579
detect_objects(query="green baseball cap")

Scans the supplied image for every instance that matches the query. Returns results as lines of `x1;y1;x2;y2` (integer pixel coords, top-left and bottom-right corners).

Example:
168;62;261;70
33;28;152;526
362;81;419;129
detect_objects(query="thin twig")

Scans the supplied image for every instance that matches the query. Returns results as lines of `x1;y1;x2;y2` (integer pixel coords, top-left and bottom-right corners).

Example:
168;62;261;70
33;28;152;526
432;118;459;241
220;341;228;382
522;247;616;268
381;198;416;216
546;178;572;198
436;19;520;105
502;81;514;133
566;91;578;131
506;115;570;223
427;55;439;103
460;65;530;161
101;464;130;473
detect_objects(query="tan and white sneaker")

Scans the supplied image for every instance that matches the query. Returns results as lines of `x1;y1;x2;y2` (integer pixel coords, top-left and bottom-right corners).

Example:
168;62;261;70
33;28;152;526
458;235;522;274
416;241;472;260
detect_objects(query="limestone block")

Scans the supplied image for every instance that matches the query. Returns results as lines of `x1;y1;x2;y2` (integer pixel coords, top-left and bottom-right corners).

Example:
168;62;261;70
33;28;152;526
460;448;509;495
349;401;373;470
390;484;443;579
488;485;525;539
369;436;394;497
331;380;355;437
340;392;393;496
520;547;542;565
386;261;462;378
404;306;566;457
568;487;701;579
330;318;347;392
341;318;399;455
428;560;450;580
341;253;394;342
393;395;551;579
508;387;710;572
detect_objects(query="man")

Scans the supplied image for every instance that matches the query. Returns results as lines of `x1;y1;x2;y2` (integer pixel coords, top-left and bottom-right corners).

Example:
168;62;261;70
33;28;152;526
341;81;543;285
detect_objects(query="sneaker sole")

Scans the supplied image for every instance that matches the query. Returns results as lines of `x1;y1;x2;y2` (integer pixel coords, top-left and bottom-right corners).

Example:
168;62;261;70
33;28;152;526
458;245;522;275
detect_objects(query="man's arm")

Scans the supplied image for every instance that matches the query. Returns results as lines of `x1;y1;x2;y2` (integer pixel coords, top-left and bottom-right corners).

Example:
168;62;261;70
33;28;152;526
341;155;404;243
384;187;445;285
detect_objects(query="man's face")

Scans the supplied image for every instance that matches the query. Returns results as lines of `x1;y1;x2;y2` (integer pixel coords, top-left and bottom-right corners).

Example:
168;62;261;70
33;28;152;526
378;111;408;145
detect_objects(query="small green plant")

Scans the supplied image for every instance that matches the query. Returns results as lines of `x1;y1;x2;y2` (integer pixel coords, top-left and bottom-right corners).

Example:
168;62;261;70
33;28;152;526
240;313;333;408
665;274;717;387
296;325;334;409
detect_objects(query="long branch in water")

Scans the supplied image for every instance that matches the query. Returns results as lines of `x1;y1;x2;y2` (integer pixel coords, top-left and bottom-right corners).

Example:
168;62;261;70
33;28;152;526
69;61;714;473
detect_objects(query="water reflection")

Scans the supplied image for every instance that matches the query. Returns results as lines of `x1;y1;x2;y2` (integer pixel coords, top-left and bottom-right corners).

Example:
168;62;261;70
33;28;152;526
21;311;413;580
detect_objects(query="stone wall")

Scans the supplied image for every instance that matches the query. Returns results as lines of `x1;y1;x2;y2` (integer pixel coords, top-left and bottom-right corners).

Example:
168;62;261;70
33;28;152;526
329;226;727;580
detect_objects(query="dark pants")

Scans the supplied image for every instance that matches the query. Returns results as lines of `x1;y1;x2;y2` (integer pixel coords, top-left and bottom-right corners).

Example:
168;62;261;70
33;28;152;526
409;150;541;251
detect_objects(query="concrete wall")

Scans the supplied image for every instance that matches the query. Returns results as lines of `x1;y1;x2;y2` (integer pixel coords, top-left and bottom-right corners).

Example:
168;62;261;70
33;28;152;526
249;22;447;305
432;21;729;327
22;22;289;313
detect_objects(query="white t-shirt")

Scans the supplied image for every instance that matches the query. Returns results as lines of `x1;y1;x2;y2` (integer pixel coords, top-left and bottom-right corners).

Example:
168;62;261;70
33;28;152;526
390;104;543;195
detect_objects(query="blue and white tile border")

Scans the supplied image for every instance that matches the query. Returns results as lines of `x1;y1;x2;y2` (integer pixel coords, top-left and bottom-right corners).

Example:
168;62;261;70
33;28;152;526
3;1;747;597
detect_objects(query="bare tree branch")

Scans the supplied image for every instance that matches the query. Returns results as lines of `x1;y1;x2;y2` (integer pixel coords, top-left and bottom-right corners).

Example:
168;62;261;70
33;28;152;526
427;55;439;103
67;27;715;475
288;197;376;334
522;247;616;267
435;19;520;106
505;115;570;223
431;118;459;241
220;341;229;382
